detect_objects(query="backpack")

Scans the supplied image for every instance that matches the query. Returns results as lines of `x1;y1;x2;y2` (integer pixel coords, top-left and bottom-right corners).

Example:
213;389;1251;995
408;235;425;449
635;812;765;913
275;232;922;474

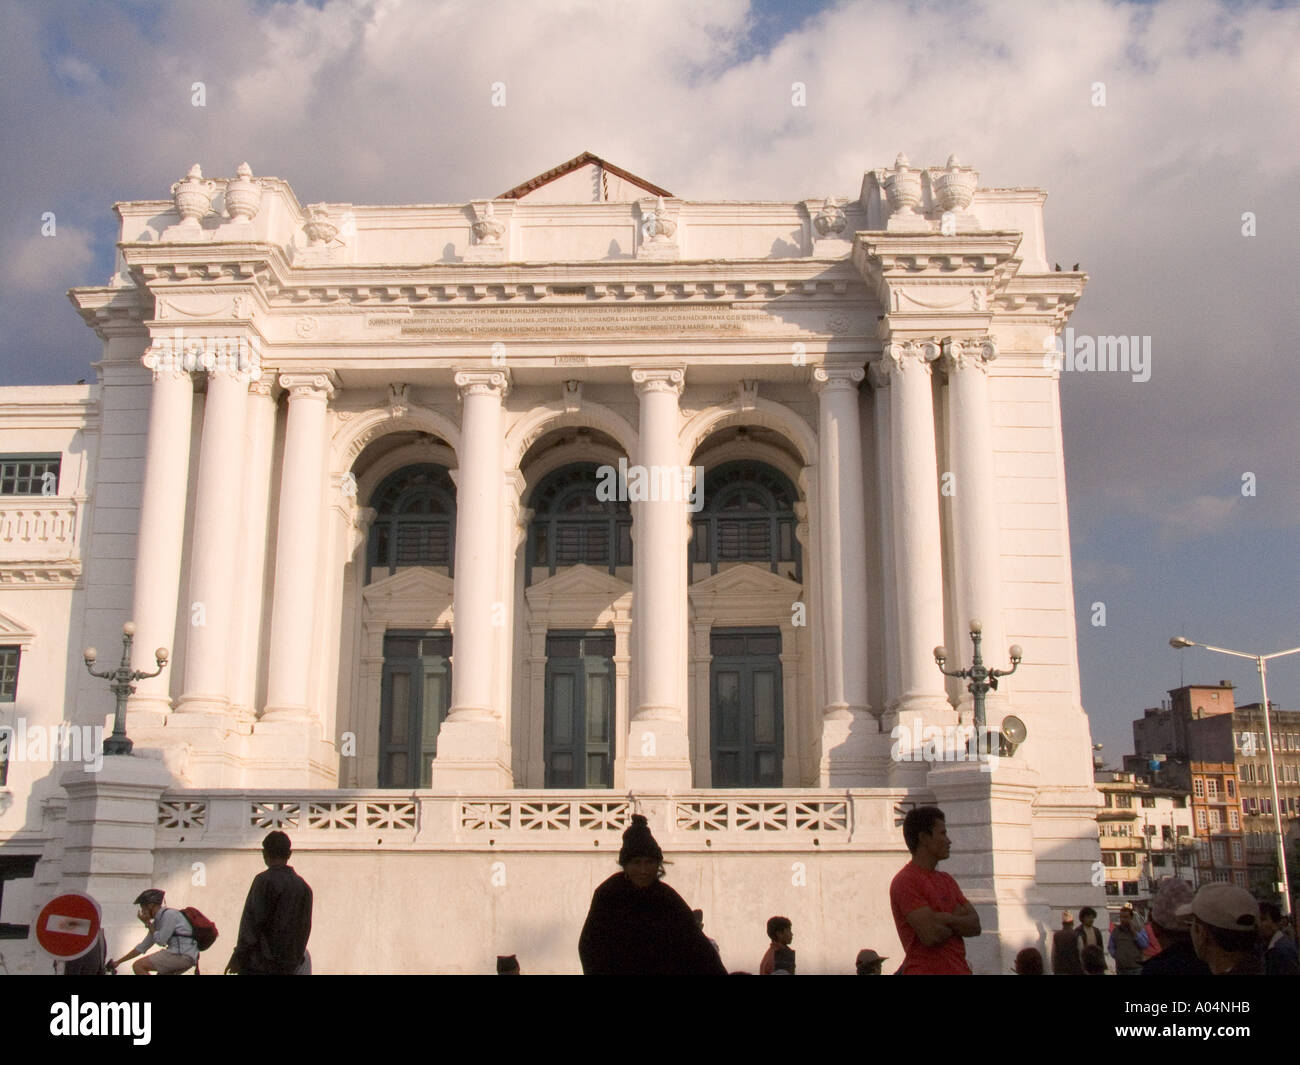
172;907;219;951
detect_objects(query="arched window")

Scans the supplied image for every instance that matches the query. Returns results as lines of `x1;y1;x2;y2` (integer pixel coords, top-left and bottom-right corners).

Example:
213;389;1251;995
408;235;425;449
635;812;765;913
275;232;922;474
527;463;631;582
692;461;800;579
367;464;456;582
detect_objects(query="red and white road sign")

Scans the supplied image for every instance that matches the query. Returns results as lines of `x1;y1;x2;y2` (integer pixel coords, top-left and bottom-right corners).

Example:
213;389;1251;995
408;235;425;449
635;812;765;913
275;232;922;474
35;892;102;960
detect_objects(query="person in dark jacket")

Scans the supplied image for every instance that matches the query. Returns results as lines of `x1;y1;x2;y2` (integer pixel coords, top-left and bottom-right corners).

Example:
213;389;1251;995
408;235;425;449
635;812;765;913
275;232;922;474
1259;902;1300;975
1051;912;1082;974
225;830;313;975
578;814;727;975
1141;878;1210;976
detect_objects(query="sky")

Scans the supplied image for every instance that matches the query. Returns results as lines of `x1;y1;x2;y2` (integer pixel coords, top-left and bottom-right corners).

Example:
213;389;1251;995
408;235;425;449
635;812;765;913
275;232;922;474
1;0;1297;766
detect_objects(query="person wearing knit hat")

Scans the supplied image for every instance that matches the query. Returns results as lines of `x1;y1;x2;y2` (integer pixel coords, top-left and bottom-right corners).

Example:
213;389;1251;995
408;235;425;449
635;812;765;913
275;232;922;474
578;814;727;975
1140;878;1209;976
1176;882;1263;975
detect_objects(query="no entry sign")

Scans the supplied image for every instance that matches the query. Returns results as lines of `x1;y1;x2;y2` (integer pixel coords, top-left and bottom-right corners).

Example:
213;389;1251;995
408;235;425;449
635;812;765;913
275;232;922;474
35;892;102;961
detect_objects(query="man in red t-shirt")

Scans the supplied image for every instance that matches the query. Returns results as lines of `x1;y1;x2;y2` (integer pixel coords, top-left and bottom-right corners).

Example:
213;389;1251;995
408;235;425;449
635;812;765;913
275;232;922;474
889;806;981;974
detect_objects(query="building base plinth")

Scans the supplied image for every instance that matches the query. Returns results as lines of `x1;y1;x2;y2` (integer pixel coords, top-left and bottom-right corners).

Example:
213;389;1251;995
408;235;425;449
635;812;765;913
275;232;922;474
428;719;513;790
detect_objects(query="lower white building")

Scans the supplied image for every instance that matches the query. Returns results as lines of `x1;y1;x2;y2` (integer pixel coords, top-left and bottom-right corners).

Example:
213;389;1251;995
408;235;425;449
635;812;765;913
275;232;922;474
0;152;1103;973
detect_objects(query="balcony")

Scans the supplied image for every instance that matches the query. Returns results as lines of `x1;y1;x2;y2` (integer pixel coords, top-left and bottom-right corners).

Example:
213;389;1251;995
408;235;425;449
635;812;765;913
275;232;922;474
154;789;922;853
0;497;83;584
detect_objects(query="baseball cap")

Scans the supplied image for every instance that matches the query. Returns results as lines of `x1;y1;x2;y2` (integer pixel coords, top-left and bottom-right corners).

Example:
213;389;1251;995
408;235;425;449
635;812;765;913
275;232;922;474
1176;882;1259;932
856;948;888;967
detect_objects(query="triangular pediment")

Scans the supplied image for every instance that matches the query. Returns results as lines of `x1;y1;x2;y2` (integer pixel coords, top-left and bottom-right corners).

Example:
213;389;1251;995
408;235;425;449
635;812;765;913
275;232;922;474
526;564;632;604
498;151;673;203
689;563;801;603
362;567;455;603
0;608;35;645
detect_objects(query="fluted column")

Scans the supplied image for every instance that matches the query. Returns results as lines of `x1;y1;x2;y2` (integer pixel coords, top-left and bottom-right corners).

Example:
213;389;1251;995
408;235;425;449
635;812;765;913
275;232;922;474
262;373;334;722
625;367;691;790
883;339;951;760
125;348;195;725
430;370;512;789
942;337;1009;721
228;373;277;723
812;365;873;784
174;365;250;719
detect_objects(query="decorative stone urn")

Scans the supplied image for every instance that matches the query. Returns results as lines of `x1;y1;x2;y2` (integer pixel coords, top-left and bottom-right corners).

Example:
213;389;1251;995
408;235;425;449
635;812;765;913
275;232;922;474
224;162;262;223
878;153;922;215
302;204;339;246
471;201;506;246
931;154;978;213
170;164;217;226
813;197;847;237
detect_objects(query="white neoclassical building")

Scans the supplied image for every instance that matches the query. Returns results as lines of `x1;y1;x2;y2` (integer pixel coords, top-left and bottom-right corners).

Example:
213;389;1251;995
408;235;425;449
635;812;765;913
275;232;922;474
0;152;1103;973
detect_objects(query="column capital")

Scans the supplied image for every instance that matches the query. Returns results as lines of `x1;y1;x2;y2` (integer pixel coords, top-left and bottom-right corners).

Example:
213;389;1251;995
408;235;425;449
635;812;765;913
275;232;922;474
454;369;511;400
141;345;193;381
941;336;998;373
278;372;336;401
811;365;865;394
631;367;685;395
867;361;892;389
882;338;942;372
247;371;277;398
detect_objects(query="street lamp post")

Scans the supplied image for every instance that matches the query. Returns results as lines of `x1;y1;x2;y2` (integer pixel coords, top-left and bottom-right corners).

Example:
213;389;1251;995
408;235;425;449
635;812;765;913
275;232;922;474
1170;635;1300;916
934;619;1023;748
83;621;169;756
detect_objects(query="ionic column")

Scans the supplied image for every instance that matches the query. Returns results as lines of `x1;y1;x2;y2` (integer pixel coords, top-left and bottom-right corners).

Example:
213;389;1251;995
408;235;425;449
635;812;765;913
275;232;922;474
942;337;1008;721
174;364;250;719
227;373;277;723
812;366;873;784
625;367;691;791
430;370;512;789
883;340;951;764
126;348;195;725
262;373;335;721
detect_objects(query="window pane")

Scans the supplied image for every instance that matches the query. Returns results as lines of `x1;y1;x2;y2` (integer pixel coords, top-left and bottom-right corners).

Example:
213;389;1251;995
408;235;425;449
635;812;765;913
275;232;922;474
716;672;740;743
390;673;411;744
748;634;779;656
0;648;18;701
753;670;776;745
422;672;444;745
534;524;549;565
617;523;632;565
547;636;581;658
755;749;778;787
388;752;408;787
551;752;573;788
586;673;610;744
715;751;739;787
587;753;609;788
552;673;575;745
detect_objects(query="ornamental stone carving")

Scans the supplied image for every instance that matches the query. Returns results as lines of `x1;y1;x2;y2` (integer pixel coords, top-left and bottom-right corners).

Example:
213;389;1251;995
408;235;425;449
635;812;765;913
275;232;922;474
641;197;678;243
929;155;978;214
224;162;262;223
454;370;510;399
631;367;685;395
940;336;997;373
303;204;340;246
387;383;410;418
813;198;847;237
882;338;942;371
279;373;335;401
471;202;506;246
811;366;866;393
171;164;217;226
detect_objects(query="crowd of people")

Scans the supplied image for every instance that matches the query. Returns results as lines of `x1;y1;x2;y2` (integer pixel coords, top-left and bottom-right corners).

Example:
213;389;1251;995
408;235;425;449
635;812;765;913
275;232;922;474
80;806;1298;975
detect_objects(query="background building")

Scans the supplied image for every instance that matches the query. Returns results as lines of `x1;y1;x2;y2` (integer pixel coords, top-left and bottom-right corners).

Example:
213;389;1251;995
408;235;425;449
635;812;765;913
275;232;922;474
1094;768;1198;916
1128;683;1300;901
0;153;1103;973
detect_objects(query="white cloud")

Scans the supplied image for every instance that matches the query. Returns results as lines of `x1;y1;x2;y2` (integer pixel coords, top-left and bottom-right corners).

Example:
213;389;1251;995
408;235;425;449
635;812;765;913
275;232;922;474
4;227;95;293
